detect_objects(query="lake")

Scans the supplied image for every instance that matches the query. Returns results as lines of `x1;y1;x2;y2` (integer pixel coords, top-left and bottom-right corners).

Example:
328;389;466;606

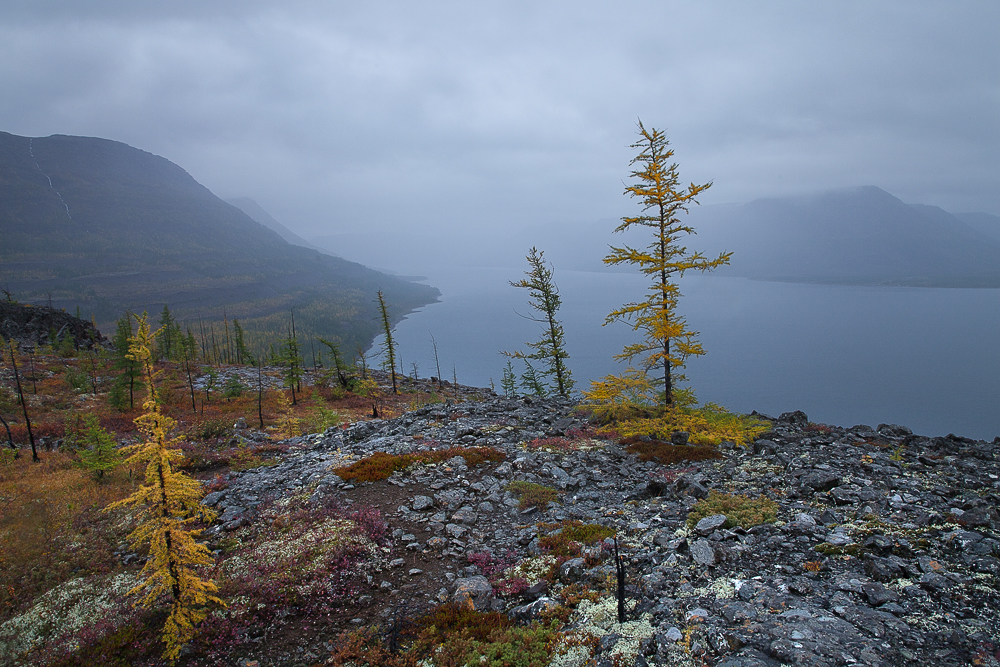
375;267;1000;440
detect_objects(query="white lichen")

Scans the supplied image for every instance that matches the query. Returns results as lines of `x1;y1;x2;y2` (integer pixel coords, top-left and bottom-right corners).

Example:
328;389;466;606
548;595;654;667
502;555;557;587
0;572;139;665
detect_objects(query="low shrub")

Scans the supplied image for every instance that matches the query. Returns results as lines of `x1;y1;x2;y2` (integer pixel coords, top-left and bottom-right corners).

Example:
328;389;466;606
43;607;164;667
467;550;528;597
194;418;232;441
507;481;559;510
611;402;770;447
538;521;615;559
333;451;420;483
307;406;341;433
192;496;390;664
414;602;513;645
332;446;506;483
583;381;770;446
464;621;560;667
621;437;723;465
327;607;558;667
686;490;778;530
63;367;89;392
326;626;418;667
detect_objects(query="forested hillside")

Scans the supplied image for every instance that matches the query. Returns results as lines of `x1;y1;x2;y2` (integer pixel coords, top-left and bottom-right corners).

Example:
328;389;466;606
0;131;439;354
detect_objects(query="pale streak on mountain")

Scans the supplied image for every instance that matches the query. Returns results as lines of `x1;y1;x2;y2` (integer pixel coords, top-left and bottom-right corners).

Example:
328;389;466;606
28;138;73;222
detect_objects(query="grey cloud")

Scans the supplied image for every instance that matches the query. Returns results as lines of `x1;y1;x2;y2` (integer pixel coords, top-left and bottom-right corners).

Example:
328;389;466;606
0;1;996;242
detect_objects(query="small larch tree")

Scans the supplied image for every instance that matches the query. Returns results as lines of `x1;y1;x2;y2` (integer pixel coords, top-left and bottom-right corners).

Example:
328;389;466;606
318;337;353;390
105;312;222;662
73;414;121;479
505;247;574;397
232;319;255;366
376;290;398;394
279;326;303;405
110;314;143;411
590;120;731;407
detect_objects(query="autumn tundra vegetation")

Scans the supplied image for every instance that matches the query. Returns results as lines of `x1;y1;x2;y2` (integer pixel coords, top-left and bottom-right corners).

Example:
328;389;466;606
0;122;770;666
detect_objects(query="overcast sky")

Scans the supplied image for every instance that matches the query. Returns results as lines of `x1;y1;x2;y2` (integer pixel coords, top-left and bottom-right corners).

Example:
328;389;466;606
2;1;998;242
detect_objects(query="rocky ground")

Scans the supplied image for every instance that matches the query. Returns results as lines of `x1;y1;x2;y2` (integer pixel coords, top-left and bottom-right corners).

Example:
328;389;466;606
0;302;108;350
202;393;1000;667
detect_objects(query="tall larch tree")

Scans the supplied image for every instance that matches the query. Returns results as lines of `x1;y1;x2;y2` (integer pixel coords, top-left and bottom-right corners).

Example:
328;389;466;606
106;312;223;662
592;121;730;406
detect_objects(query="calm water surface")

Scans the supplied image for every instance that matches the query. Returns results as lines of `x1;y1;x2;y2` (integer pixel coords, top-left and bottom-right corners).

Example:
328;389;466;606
378;267;1000;440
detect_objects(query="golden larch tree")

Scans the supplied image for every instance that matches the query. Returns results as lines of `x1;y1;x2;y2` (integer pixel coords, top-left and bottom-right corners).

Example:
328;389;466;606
106;312;223;662
592;121;731;406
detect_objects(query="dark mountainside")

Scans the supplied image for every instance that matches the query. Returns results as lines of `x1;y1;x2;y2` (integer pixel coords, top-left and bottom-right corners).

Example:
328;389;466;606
688;187;1000;287
0;132;439;352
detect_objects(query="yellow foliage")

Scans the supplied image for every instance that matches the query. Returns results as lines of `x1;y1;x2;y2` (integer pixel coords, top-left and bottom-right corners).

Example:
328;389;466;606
603;121;731;405
105;312;223;662
580;368;657;423
610;403;770;447
583;370;768;447
274;391;302;439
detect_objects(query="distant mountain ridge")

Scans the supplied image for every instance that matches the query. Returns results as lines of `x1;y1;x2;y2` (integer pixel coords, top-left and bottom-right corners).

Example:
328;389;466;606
0;131;439;352
226;196;326;253
303;185;1000;289
684;186;1000;287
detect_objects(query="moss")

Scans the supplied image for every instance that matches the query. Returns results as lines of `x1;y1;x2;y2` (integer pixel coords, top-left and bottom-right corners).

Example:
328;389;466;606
507;481;560;510
686;490;778;529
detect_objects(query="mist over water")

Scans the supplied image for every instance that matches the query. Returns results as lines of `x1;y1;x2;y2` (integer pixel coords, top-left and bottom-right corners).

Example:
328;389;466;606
378;268;1000;441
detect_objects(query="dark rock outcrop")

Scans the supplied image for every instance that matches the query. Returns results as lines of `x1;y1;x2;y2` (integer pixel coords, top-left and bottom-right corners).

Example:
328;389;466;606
0;301;108;350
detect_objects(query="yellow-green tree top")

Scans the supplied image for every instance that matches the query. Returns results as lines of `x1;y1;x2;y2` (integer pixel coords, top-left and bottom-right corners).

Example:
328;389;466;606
601;121;731;406
106;311;222;662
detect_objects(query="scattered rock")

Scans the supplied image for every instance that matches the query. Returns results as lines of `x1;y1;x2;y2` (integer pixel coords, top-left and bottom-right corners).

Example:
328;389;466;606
194;390;999;667
453;576;493;611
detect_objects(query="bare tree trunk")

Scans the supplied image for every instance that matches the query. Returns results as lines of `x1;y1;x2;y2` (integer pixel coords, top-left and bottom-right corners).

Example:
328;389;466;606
0;414;17;458
9;343;38;462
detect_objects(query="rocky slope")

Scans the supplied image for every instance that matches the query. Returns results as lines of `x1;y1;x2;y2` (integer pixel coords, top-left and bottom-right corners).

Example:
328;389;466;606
0;301;108;350
205;392;999;667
